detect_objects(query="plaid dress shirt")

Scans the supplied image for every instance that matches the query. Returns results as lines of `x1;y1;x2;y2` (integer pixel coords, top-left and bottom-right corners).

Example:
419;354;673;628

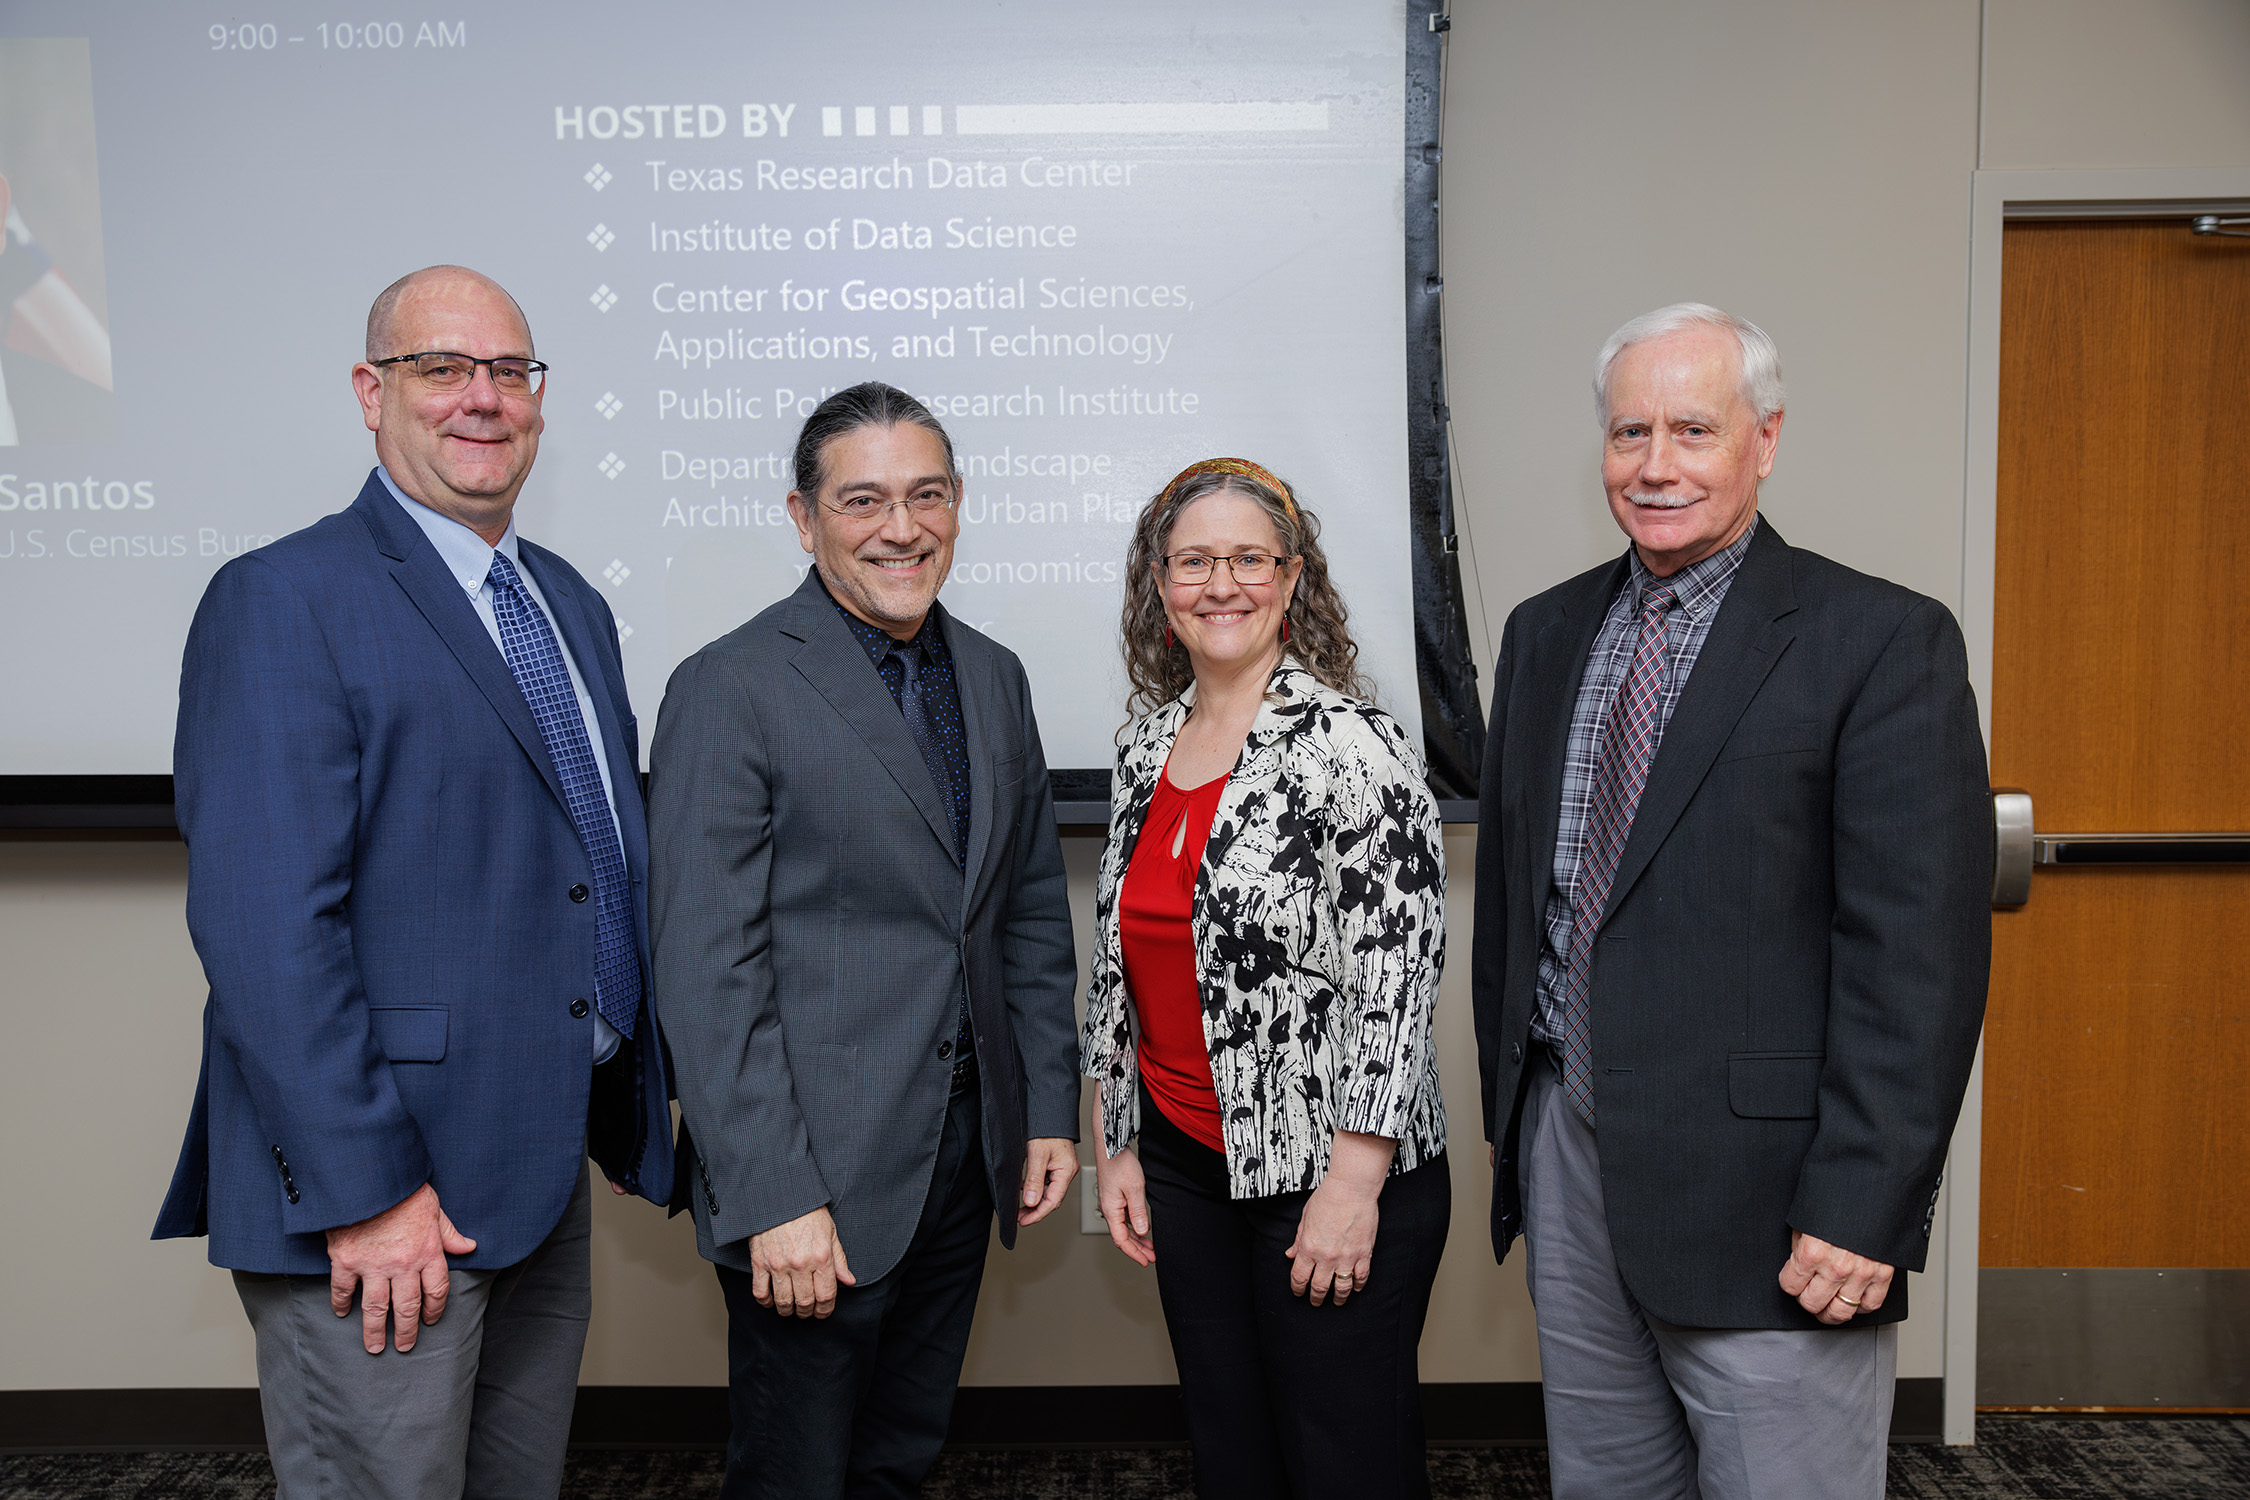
1530;518;1760;1047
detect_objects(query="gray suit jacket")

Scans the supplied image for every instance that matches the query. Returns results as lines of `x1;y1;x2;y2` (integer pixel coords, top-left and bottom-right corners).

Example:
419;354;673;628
648;573;1080;1281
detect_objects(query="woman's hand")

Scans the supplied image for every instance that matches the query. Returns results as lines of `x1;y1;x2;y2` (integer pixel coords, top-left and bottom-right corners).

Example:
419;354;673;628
1091;1083;1155;1265
1287;1129;1395;1305
1097;1144;1156;1266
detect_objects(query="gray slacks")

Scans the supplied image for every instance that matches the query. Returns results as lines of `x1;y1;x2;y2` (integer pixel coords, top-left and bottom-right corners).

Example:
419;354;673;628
233;1162;593;1500
1519;1052;1896;1500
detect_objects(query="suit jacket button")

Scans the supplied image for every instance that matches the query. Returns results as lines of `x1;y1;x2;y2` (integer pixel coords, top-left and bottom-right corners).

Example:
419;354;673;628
570;998;590;1019
569;883;589;903
938;1040;954;1060
271;1145;285;1162
286;1189;300;1204
1510;1042;1523;1065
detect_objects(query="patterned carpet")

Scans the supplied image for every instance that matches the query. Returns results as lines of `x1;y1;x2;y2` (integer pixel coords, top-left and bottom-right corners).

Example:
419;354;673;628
1;1418;2246;1498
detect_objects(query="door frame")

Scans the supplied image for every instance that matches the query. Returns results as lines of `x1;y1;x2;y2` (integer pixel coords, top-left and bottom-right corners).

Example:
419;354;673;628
1947;165;2250;1444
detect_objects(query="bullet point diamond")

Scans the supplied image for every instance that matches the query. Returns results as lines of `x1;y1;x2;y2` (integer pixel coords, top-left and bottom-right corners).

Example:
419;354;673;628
597;452;625;479
595;391;622;419
589;284;617;313
586;222;615;252
602;558;631;586
616;620;635;641
583;162;612;191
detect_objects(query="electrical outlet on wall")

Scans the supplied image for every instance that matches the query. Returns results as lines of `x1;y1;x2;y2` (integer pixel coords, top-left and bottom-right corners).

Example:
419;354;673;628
1080;1170;1105;1234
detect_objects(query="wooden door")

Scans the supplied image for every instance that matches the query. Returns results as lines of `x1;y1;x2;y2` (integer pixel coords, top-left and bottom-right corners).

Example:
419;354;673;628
1981;217;2250;1409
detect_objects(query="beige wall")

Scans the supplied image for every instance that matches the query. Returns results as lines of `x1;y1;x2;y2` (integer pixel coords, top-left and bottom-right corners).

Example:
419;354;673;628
1981;0;2250;169
7;0;2250;1396
1439;0;1983;688
0;833;1551;1391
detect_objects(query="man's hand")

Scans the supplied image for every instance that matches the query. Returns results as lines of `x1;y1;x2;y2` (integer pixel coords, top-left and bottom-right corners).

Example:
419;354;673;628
1286;1129;1395;1306
1018;1137;1079;1227
326;1182;477;1354
748;1207;855;1318
1779;1229;1894;1325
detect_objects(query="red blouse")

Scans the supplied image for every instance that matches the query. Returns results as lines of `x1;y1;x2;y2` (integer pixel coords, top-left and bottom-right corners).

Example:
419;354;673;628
1119;761;1230;1153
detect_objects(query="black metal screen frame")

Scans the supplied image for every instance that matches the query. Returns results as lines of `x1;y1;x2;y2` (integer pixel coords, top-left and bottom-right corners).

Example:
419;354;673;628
1404;7;1485;799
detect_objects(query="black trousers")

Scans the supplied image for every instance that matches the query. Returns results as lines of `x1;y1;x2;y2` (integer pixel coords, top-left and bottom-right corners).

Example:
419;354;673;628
1137;1091;1451;1500
716;1079;992;1500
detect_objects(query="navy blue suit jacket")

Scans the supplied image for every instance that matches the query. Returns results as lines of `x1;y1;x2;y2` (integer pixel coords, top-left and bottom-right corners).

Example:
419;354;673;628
154;471;675;1274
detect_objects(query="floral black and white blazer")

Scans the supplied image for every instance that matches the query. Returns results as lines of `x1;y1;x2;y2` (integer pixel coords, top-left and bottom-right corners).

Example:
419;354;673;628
1080;664;1448;1199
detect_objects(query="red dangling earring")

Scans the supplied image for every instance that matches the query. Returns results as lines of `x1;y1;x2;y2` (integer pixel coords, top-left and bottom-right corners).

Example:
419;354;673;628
1281;618;1290;644
1165;626;1174;648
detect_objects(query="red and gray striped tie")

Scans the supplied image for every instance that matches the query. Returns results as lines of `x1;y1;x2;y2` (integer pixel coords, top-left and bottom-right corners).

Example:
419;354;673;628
1560;584;1677;1126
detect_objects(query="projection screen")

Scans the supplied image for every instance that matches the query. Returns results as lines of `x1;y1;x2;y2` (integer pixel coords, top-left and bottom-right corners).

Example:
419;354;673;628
0;1;1447;790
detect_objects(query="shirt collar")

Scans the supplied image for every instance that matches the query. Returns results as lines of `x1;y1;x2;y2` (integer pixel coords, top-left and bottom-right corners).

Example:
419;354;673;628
815;570;943;666
376;464;519;594
1627;513;1759;620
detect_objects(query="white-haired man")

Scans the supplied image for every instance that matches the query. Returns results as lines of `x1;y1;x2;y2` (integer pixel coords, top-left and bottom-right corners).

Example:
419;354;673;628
1472;304;1990;1496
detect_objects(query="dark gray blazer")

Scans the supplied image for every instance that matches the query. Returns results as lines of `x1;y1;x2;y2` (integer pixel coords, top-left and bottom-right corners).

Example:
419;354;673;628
648;573;1080;1281
1471;522;1991;1329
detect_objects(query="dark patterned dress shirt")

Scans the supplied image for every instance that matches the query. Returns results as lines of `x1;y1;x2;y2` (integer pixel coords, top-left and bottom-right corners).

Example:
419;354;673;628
827;586;972;863
825;580;975;1054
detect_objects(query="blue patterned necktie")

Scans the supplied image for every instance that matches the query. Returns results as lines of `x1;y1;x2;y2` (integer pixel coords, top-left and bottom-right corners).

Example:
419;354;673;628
1560;583;1677;1126
486;549;639;1040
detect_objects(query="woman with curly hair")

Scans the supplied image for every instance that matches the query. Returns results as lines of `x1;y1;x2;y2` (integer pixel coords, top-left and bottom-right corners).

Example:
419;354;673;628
1080;458;1451;1498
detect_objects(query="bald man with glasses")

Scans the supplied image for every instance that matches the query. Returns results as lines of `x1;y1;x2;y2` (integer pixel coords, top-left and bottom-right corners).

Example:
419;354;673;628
157;265;675;1499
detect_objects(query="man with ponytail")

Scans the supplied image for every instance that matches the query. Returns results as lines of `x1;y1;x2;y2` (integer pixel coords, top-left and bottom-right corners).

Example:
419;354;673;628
648;381;1080;1500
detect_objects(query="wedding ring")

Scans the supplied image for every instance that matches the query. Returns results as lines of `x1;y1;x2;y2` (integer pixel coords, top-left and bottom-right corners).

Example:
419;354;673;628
1836;1293;1861;1307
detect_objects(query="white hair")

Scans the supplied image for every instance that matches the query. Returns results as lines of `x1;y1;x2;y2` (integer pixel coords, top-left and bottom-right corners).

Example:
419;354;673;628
1593;302;1784;429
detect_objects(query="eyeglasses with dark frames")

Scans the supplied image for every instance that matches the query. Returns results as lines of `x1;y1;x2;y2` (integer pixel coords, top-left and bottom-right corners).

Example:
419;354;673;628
371;351;548;395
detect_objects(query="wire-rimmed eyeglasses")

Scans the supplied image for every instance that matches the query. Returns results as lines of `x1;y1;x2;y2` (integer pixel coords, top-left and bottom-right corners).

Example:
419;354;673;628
371;351;548;395
820;492;961;526
1159;551;1293;586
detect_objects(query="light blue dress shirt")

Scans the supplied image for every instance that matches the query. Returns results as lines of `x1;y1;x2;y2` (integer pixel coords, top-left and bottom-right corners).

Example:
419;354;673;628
378;466;625;1064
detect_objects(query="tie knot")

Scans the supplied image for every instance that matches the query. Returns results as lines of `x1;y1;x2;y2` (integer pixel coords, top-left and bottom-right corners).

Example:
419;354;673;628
1640;585;1678;618
486;549;524;593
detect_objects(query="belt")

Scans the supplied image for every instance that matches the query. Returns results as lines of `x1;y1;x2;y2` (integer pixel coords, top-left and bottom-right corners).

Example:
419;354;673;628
950;1049;979;1097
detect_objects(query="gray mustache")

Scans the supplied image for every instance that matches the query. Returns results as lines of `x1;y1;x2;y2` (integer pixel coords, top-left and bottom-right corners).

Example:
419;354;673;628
1624;490;1696;510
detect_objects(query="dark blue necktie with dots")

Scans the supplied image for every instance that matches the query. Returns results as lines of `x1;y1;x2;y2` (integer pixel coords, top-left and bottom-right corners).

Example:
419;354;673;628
893;639;966;864
891;638;973;1052
486;549;639;1040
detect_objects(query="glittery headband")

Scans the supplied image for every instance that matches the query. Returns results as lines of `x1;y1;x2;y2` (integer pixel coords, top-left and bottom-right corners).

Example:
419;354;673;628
1157;457;1300;526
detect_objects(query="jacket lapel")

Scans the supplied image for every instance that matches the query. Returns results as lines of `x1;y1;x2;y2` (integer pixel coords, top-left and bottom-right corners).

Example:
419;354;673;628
1110;696;1185;883
1200;667;1308;881
521;543;647;873
782;576;957;861
940;606;996;896
1600;522;1799;925
353;479;568;814
1523;558;1628;899
1093;700;1181;1005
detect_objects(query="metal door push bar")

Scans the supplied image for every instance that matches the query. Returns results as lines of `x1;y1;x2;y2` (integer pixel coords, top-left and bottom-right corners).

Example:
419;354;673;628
1990;789;2250;907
